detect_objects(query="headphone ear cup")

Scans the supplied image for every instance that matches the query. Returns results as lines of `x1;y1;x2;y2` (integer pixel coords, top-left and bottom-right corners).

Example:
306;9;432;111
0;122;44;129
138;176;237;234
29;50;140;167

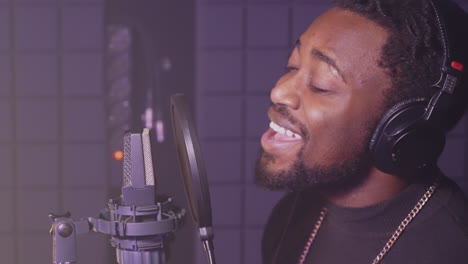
369;97;445;174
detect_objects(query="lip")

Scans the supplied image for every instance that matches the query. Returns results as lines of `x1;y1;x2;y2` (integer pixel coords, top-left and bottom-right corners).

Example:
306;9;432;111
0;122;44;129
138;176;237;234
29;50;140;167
261;127;303;155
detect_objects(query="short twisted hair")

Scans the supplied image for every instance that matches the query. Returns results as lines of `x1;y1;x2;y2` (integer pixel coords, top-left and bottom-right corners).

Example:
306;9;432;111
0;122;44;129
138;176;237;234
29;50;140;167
334;0;468;131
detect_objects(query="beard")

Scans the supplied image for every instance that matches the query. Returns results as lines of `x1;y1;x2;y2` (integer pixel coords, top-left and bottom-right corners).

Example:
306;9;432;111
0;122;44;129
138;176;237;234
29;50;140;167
255;105;379;192
255;143;373;192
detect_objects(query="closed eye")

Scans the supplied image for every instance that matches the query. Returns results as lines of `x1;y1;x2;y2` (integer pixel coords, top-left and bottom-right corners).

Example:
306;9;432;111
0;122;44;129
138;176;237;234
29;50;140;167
309;84;330;94
284;66;298;73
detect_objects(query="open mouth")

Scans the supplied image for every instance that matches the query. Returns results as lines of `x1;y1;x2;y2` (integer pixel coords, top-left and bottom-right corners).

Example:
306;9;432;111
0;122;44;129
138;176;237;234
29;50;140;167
261;120;303;154
269;121;302;139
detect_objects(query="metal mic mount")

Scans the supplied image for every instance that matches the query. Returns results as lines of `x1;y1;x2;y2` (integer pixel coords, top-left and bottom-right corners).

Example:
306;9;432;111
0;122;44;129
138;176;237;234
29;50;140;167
49;129;185;264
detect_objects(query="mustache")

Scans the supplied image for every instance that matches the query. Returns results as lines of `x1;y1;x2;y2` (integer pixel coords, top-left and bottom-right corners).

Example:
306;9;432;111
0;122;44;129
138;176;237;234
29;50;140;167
270;103;309;139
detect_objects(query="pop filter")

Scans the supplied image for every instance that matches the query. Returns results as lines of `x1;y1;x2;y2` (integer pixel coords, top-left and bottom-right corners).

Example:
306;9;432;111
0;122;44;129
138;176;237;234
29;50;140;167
170;94;216;264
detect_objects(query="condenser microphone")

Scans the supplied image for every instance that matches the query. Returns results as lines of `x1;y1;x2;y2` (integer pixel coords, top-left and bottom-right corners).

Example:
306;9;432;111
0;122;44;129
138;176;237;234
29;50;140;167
170;94;217;264
88;128;185;264
50;128;185;264
112;129;163;263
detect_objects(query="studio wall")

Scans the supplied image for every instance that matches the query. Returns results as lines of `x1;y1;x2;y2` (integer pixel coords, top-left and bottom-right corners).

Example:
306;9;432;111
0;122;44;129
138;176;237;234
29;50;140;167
0;0;110;262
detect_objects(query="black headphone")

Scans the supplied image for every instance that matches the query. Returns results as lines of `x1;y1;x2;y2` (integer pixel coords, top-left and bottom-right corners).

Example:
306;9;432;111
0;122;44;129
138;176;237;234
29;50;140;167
369;0;465;174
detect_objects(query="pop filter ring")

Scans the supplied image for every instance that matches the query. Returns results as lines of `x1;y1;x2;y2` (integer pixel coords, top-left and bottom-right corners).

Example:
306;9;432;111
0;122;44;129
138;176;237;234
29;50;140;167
170;94;214;235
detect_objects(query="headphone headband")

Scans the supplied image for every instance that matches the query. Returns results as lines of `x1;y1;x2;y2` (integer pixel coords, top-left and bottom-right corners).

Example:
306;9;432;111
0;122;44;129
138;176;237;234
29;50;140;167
369;0;465;174
425;0;464;122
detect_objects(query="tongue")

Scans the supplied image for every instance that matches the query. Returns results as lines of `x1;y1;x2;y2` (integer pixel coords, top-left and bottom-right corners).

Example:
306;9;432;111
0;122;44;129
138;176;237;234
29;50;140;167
273;131;299;141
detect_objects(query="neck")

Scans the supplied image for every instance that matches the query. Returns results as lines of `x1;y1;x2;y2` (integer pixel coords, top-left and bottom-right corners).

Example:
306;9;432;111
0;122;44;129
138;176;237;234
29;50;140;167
322;167;410;208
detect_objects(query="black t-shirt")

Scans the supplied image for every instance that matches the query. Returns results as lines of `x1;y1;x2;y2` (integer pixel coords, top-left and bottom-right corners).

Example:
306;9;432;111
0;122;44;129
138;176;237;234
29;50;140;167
262;176;468;264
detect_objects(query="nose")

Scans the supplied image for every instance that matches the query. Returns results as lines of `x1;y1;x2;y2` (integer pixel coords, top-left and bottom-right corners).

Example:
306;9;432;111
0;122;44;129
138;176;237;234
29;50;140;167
270;75;300;110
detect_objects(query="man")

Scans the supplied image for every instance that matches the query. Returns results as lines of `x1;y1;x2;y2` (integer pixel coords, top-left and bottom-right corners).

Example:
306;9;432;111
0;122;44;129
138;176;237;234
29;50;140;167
256;0;468;263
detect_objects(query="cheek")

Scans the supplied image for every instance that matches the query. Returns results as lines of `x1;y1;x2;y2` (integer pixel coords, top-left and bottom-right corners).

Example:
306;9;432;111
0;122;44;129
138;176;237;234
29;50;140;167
301;102;351;163
300;93;380;165
335;93;384;151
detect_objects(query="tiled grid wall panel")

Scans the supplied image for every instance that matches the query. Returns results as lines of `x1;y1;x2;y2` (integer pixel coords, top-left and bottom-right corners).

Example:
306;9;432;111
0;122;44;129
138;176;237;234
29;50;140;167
195;0;468;263
0;0;110;263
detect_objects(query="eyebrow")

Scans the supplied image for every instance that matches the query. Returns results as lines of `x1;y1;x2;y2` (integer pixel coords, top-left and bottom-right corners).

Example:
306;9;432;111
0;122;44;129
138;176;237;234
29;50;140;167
294;39;347;84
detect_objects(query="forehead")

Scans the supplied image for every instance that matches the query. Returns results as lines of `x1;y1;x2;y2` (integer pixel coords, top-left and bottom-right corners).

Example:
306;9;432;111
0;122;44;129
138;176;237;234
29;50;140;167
299;8;389;84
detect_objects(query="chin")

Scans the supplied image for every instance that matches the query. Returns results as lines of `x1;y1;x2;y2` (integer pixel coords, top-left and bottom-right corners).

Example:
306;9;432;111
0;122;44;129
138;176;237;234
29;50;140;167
257;148;296;173
254;147;307;190
254;146;372;192
254;149;291;190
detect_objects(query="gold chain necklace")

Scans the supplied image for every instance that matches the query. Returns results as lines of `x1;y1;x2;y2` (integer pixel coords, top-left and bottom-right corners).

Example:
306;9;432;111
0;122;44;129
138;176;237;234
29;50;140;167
297;181;440;264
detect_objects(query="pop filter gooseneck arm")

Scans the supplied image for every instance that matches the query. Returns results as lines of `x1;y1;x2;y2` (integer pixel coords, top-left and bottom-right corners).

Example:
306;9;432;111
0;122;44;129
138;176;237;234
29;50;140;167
170;94;217;264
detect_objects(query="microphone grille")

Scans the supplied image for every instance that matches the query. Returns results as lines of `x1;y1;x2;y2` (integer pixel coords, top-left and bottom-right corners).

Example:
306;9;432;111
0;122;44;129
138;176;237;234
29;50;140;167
123;132;132;188
142;128;155;186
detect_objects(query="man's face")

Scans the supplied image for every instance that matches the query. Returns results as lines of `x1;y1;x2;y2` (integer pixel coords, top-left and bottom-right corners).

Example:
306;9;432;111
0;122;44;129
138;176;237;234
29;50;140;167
256;8;392;190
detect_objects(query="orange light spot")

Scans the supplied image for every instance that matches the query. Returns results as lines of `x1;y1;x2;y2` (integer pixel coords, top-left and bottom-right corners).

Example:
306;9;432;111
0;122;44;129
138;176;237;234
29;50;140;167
113;150;124;161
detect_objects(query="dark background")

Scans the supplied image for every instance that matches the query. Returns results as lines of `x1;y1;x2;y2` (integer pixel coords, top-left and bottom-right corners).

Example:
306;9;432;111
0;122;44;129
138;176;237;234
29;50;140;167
0;0;467;263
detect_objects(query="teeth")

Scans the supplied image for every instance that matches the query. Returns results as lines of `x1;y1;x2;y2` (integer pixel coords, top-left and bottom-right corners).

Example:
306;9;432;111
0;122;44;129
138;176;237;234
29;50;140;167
269;121;278;131
269;121;302;139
